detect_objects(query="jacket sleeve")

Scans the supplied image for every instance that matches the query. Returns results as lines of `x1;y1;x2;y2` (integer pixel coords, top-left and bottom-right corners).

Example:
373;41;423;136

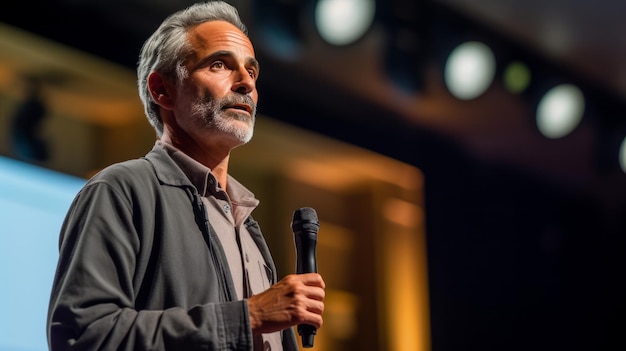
46;178;254;351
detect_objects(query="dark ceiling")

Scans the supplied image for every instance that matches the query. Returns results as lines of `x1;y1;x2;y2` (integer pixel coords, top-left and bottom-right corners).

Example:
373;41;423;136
438;0;626;100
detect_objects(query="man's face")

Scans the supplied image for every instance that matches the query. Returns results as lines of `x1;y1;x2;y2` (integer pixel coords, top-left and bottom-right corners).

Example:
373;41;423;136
174;20;260;146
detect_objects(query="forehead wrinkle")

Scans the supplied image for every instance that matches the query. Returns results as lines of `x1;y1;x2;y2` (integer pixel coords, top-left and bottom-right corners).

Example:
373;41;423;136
187;21;255;58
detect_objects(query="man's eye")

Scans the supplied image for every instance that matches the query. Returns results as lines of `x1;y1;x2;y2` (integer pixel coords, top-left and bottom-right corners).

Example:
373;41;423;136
211;61;225;69
248;70;257;79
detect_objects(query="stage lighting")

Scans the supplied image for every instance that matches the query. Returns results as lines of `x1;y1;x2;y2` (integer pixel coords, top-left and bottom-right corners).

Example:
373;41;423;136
536;84;585;139
314;0;376;46
444;41;496;100
503;61;531;94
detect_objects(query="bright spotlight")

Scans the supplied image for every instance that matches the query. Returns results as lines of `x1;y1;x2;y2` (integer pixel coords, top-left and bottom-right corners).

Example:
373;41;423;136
315;0;376;46
444;41;496;100
536;84;585;139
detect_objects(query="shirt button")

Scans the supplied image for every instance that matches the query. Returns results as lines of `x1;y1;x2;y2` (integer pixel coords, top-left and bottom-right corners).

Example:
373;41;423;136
223;204;230;213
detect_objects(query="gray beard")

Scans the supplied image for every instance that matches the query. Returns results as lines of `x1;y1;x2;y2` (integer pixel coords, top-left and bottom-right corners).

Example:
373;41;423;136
190;94;256;144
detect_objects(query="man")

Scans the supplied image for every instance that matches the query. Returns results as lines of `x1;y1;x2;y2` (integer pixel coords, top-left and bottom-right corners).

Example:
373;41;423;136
46;1;325;350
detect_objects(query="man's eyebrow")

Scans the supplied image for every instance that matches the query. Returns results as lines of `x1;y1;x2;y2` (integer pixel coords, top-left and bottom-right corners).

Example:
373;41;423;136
190;50;231;70
191;50;260;72
247;57;260;73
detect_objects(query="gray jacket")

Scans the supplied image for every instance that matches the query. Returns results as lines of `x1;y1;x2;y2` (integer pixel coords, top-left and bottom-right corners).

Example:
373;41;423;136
47;145;298;351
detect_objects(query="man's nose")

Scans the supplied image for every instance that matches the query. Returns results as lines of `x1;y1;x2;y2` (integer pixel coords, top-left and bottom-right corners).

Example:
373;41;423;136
232;67;255;94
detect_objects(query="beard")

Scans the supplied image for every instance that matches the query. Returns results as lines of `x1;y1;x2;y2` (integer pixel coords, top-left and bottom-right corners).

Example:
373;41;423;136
190;92;257;144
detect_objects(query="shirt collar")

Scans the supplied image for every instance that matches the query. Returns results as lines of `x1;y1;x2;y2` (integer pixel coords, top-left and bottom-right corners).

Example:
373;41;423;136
155;140;259;207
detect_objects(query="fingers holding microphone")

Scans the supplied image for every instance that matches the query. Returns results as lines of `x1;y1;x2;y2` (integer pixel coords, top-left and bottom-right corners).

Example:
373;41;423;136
247;272;326;335
283;272;326;326
249;207;325;348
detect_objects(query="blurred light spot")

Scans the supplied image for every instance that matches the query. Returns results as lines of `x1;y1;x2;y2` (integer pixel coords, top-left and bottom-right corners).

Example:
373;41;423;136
383;198;422;228
503;61;531;94
619;137;626;173
536;84;585;139
444;41;496;100
325;290;358;339
315;0;376;46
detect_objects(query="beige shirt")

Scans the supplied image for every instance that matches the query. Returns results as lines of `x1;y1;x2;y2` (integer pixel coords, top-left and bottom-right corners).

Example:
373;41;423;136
157;141;282;351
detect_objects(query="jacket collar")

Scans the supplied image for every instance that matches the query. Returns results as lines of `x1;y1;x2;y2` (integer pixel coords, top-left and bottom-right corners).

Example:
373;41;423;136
143;143;194;188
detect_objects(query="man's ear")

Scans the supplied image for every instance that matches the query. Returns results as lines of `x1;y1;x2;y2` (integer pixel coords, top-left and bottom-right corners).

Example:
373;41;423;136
147;72;174;109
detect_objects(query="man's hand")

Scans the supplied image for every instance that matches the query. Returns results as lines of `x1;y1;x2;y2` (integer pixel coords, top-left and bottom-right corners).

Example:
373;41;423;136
247;273;325;335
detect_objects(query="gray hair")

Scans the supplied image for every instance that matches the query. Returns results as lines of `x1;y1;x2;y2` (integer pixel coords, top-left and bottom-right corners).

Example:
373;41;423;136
137;1;248;136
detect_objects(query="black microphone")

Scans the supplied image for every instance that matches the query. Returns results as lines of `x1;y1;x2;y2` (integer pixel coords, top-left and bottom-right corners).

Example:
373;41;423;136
291;207;320;348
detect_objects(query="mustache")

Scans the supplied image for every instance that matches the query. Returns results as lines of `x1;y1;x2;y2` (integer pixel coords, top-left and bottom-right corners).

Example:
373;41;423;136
218;94;256;114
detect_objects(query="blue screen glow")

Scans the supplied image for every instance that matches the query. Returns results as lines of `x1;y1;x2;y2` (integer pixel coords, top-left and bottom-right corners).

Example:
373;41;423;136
0;156;85;351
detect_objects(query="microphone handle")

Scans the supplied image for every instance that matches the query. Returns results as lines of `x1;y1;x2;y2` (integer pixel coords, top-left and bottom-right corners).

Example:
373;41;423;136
292;207;319;348
296;231;317;274
295;230;317;347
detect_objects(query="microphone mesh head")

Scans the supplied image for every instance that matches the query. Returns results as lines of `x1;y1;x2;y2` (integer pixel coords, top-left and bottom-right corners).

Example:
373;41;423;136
293;207;318;222
292;207;319;233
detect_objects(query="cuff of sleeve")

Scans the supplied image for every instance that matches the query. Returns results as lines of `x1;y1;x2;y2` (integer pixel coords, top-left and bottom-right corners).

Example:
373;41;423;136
217;300;252;350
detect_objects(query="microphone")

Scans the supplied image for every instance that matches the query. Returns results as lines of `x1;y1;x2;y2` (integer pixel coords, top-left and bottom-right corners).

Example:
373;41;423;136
291;207;320;348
